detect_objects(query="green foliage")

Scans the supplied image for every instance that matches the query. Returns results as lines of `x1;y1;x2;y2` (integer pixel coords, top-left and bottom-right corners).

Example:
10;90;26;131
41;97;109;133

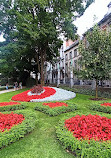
90;104;111;114
0;104;27;112
60;85;111;99
0;0;94;83
26;77;36;88
78;25;111;81
56;118;111;158
0;110;37;149
34;103;78;116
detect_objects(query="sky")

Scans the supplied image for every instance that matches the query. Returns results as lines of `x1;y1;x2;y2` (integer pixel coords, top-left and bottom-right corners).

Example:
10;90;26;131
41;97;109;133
0;0;111;42
74;0;111;36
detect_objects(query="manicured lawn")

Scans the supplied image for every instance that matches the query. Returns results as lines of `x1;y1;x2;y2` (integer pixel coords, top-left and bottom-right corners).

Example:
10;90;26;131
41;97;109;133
0;89;111;158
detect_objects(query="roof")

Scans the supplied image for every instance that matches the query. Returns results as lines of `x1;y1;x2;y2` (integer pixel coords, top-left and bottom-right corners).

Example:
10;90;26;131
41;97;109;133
64;40;79;52
98;12;111;26
107;2;111;7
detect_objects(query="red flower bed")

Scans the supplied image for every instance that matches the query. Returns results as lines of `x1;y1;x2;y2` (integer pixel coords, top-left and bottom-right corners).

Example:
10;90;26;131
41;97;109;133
0;112;24;132
0;102;21;107
64;114;111;141
12;87;56;102
101;103;111;107
43;102;68;108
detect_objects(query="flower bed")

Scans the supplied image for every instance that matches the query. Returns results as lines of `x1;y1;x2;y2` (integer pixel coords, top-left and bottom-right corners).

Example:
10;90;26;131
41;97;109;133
0;102;26;112
34;102;77;116
56;114;111;158
0;112;24;132
64;114;111;141
43;102;68;108
90;103;111;114
12;87;56;102
0;110;37;149
101;103;111;107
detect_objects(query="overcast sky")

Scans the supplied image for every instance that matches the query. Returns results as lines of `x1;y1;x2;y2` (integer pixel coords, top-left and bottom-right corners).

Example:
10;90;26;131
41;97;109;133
0;0;111;41
74;0;111;36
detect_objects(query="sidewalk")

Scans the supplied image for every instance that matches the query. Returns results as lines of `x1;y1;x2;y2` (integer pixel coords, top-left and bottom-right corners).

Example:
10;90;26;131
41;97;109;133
0;89;15;94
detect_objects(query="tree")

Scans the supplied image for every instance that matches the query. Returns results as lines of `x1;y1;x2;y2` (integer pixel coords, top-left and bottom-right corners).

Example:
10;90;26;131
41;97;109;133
0;0;94;85
78;25;111;98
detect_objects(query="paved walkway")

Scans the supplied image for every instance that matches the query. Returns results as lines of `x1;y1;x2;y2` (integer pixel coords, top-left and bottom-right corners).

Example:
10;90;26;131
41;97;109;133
0;89;15;94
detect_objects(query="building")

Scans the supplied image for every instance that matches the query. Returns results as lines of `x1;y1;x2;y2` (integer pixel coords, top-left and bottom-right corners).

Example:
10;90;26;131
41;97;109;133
45;2;111;87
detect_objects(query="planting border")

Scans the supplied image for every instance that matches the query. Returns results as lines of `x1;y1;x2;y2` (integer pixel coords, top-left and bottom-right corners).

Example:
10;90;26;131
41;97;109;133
0;110;37;149
56;117;111;158
34;102;78;116
0;104;27;112
90;104;111;114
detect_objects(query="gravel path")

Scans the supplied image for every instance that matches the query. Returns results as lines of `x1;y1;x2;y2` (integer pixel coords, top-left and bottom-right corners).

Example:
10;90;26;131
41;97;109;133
30;87;76;102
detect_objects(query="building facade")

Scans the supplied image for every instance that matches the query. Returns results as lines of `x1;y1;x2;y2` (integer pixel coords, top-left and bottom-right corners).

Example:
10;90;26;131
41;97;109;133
45;2;111;87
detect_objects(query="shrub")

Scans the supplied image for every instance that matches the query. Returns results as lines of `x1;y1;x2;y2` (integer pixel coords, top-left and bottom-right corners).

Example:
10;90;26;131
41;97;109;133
90;104;111;114
0;104;26;112
31;85;43;94
56;116;111;158
34;102;78;116
60;86;111;99
0;110;37;149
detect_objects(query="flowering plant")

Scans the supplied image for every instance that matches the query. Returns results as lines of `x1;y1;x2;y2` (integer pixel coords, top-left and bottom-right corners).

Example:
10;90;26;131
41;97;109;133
31;85;44;94
56;114;111;158
101;103;111;107
0;111;37;148
43;102;68;108
0;102;21;107
0;112;24;132
64;114;111;141
0;102;26;112
34;103;77;116
12;87;56;102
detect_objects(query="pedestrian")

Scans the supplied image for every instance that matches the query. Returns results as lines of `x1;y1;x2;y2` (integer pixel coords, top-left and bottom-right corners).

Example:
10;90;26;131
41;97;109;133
6;83;8;90
15;82;18;90
19;82;22;89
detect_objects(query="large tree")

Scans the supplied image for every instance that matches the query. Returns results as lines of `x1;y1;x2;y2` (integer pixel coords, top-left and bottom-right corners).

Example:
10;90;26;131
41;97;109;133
0;0;94;85
78;25;111;98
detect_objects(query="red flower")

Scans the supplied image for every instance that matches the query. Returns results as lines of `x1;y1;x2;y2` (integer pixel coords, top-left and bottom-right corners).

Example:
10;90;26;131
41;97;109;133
0;112;24;132
64;114;111;141
12;87;56;102
43;102;68;108
101;103;111;107
0;102;21;107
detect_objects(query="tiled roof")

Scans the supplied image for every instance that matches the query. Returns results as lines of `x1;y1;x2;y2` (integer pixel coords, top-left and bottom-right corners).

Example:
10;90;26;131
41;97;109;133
64;40;79;52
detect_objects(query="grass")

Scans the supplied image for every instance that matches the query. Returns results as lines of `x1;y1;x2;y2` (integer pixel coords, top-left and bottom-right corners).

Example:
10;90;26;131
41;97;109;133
0;89;111;158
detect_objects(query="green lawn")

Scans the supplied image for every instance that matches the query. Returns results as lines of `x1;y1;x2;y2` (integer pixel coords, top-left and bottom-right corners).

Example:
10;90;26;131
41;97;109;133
0;89;111;158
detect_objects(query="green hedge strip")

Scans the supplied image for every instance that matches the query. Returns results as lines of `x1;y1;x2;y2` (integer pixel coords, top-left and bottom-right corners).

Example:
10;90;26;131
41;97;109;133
90;104;111;113
0;104;27;112
0;110;37;149
34;103;78;116
56;119;111;158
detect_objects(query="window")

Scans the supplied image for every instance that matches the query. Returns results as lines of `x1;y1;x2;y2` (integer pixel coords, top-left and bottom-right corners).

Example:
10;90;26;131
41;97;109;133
65;54;68;61
65;63;68;72
74;60;77;69
69;51;72;59
74;49;77;57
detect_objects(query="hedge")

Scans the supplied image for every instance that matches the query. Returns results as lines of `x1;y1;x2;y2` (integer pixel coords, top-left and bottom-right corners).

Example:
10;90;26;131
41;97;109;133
60;86;111;99
34;102;78;116
0;110;37;149
56;118;111;158
90;104;111;114
0;104;27;112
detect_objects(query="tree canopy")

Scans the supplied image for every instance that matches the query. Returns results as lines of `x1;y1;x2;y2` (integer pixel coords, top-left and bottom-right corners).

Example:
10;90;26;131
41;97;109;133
78;25;111;98
0;0;94;85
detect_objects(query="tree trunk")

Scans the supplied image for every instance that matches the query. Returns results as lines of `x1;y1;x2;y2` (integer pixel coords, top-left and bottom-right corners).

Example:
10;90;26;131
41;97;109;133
35;73;38;85
40;51;44;86
96;80;98;98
